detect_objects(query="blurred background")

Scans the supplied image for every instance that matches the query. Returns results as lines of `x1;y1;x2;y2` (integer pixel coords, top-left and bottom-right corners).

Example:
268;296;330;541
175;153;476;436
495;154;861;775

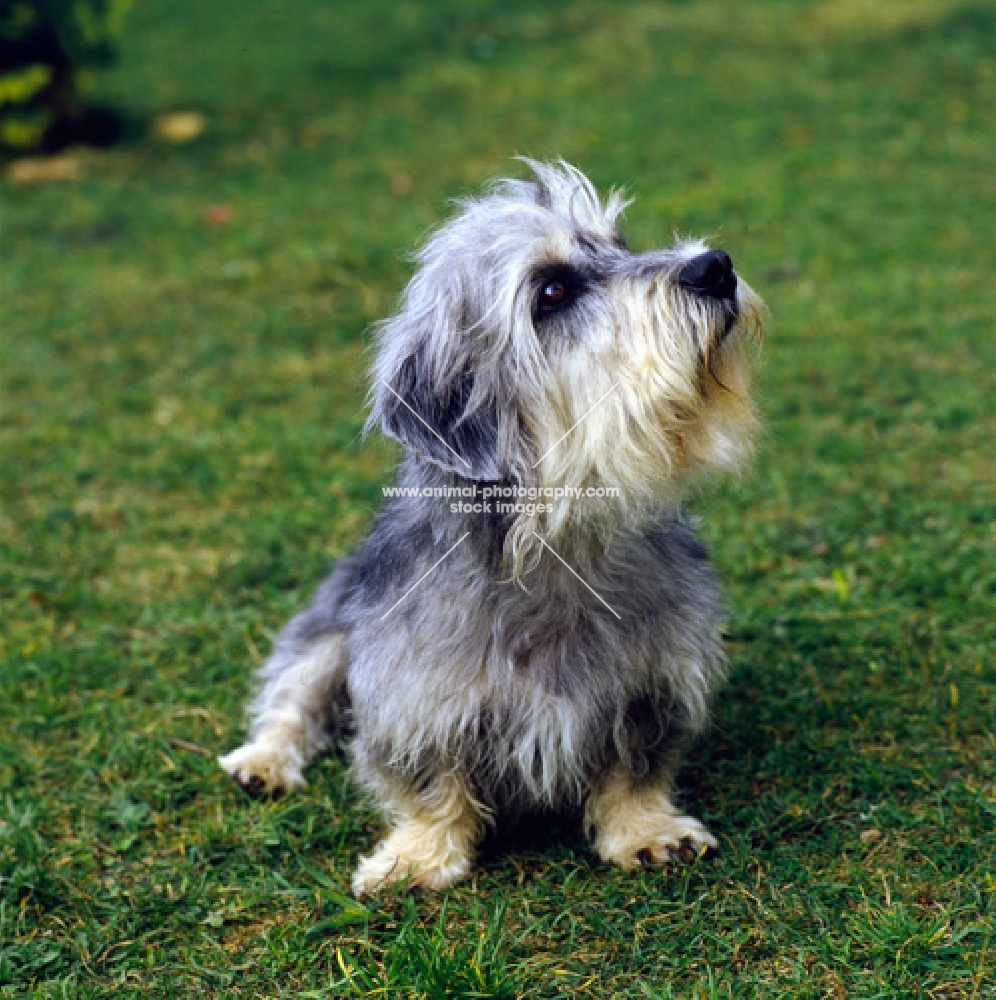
2;1;994;996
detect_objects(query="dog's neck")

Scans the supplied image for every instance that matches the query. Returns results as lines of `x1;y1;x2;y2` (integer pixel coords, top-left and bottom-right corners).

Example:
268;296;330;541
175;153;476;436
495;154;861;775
399;460;684;580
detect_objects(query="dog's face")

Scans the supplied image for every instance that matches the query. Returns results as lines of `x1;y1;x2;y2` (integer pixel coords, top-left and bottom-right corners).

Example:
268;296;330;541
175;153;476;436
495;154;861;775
371;160;763;540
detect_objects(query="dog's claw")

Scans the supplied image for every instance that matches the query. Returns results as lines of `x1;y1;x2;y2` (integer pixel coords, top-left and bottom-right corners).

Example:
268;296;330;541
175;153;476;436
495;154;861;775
229;769;284;800
677;838;699;864
626;827;717;869
237;772;266;798
637;840;710;868
218;744;305;800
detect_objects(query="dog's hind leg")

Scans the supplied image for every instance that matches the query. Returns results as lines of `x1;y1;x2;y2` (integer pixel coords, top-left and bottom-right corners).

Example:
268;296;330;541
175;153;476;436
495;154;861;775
219;632;348;798
584;764;717;870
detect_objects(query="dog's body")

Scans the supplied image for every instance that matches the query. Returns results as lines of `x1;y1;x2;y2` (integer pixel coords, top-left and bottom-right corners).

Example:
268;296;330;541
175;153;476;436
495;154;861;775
220;162;763;894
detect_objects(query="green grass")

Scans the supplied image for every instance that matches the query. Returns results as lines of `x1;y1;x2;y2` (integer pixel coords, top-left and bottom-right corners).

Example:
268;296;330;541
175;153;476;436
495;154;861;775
2;0;995;996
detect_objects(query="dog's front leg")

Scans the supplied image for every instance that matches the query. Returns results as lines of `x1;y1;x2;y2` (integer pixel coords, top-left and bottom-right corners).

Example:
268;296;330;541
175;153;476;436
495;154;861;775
219;634;347;798
352;774;490;895
584;765;717;869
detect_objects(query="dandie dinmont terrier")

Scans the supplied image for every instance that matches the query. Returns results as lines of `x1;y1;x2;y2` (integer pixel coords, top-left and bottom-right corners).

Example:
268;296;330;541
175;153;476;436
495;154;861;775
220;160;764;895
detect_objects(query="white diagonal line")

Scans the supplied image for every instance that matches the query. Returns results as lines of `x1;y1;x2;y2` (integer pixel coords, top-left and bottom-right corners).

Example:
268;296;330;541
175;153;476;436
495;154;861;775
531;533;622;620
531;379;621;469
381;379;472;470
380;531;471;621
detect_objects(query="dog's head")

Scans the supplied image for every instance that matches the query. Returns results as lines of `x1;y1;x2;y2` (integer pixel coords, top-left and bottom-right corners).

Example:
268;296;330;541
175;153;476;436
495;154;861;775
370;160;763;542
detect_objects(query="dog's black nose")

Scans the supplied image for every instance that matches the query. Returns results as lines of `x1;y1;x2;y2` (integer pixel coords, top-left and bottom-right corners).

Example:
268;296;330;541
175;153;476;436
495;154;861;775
678;250;737;301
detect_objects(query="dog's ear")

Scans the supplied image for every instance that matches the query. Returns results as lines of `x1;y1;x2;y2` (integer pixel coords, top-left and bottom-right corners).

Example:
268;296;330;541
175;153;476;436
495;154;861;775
373;342;506;480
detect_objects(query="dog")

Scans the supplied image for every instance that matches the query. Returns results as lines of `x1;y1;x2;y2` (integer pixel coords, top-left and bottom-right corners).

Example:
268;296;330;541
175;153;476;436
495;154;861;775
219;160;763;895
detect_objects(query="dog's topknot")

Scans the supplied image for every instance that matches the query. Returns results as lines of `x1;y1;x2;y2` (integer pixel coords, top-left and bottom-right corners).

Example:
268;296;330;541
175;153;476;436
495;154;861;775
488;158;631;235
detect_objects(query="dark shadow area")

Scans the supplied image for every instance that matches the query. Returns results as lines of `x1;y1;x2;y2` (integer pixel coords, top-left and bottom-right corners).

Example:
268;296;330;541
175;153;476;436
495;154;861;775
38;102;132;152
478;806;589;867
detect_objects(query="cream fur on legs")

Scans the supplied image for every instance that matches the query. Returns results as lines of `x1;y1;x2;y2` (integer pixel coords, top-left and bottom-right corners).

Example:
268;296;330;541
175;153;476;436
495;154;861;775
585;765;717;869
219;635;345;797
352;776;489;896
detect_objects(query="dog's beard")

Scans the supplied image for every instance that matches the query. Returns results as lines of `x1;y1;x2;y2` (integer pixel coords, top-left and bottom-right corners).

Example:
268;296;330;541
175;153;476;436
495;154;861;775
538;287;756;483
501;280;761;577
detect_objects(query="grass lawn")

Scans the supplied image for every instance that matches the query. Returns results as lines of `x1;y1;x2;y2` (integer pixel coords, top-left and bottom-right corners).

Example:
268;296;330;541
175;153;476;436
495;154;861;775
2;0;995;996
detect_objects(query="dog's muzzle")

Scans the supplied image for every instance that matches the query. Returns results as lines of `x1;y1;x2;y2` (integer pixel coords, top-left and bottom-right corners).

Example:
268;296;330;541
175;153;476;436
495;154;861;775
678;250;737;302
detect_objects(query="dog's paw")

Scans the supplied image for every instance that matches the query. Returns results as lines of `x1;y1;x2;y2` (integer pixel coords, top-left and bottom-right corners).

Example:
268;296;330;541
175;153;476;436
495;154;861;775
596;813;718;870
351;827;473;896
218;740;305;799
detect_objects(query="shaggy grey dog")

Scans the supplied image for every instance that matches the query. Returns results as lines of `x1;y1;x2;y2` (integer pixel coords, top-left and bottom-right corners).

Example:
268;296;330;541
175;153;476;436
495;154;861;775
219;161;764;894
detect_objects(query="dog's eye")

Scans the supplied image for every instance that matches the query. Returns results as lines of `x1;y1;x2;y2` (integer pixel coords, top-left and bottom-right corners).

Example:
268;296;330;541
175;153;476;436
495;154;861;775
533;264;587;321
535;273;582;319
541;281;568;308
